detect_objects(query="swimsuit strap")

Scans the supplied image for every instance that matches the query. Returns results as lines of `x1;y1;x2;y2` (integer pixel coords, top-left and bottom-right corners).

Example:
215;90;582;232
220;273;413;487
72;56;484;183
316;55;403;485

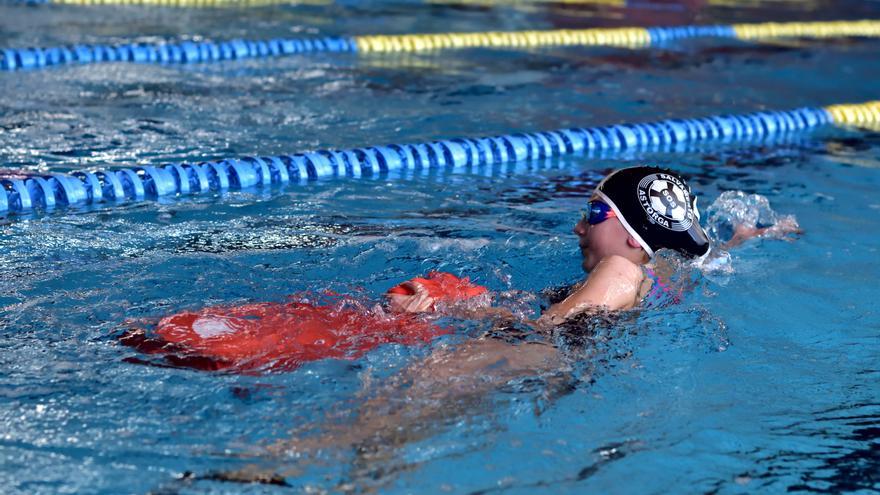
641;266;679;309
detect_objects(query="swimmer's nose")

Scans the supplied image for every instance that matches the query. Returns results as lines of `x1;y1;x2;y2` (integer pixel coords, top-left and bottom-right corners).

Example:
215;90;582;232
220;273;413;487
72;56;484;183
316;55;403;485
573;217;588;236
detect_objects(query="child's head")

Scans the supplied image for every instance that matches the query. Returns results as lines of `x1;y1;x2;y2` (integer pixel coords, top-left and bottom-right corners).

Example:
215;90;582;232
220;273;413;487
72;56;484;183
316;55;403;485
575;166;710;272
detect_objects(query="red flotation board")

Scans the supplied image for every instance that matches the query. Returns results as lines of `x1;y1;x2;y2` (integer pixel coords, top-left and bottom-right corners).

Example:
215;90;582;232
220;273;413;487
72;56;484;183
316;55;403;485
120;272;487;372
386;271;488;301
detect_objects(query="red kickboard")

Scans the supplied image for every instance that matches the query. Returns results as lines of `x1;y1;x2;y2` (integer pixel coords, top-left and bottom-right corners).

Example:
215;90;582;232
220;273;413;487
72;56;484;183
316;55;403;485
121;272;487;372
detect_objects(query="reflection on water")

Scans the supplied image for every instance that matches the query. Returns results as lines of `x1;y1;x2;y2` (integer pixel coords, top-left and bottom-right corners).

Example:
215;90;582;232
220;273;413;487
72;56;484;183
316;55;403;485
755;402;880;493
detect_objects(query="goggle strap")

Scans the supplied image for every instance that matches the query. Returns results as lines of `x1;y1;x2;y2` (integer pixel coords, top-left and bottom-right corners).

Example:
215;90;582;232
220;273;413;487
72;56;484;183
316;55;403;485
594;190;655;258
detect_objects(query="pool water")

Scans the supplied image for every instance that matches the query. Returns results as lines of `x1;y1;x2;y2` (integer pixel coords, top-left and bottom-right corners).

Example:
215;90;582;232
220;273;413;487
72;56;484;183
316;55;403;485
1;1;879;493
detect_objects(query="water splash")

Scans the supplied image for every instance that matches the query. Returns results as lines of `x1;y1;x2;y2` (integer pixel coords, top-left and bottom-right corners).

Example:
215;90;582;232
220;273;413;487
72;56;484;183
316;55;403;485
704;190;799;244
695;191;800;274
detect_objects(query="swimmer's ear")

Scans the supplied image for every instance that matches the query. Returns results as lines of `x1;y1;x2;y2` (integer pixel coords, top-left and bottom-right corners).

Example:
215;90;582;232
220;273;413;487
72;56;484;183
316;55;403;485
626;236;642;249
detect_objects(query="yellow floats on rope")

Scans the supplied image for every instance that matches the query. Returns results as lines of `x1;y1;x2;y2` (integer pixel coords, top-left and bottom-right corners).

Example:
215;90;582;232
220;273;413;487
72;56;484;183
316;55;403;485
733;20;880;39
355;27;652;53
825;101;880;127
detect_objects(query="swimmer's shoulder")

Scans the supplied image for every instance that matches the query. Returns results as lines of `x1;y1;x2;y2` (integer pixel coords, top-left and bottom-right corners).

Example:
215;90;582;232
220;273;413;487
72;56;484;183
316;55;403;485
594;255;644;280
543;255;644;322
592;255;646;310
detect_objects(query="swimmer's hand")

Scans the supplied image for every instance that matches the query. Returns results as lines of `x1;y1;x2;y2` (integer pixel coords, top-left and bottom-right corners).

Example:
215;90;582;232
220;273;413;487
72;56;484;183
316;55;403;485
387;281;436;313
386;272;489;313
725;216;802;248
762;216;802;240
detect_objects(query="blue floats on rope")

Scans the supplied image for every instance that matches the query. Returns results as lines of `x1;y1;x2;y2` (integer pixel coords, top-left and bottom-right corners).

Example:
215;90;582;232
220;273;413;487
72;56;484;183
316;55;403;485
0;105;836;215
0;36;358;71
647;25;737;43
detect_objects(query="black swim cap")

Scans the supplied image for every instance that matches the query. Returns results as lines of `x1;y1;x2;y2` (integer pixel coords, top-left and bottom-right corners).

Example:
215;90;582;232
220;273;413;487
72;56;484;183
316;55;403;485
594;166;710;258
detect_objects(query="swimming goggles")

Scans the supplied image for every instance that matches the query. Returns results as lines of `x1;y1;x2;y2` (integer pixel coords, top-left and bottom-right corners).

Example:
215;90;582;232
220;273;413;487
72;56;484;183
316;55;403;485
583;200;617;225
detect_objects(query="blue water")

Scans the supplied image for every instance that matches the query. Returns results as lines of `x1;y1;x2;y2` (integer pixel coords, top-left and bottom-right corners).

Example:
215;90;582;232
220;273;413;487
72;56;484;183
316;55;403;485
1;1;879;493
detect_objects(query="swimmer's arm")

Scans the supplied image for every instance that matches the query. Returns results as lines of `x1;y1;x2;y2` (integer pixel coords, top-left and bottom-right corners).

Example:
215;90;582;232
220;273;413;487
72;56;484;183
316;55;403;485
721;217;802;250
389;290;522;325
441;305;519;321
539;255;643;324
268;337;565;456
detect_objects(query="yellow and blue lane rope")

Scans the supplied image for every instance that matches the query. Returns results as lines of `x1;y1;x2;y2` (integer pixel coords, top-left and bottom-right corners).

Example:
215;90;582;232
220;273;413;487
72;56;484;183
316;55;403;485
3;20;880;70
355;19;880;52
1;100;878;216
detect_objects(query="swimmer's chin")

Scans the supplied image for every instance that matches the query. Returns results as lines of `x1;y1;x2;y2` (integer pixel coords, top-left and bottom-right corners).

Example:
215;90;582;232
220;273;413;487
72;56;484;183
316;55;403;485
581;256;597;273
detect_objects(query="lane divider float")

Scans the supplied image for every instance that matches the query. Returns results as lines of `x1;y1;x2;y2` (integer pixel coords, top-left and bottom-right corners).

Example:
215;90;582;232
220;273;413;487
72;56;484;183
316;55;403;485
2;101;878;216
0;37;356;71
2;20;880;71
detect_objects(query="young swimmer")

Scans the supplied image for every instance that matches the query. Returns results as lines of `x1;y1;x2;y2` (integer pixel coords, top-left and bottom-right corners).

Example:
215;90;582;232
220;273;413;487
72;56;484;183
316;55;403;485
166;166;802;486
260;166;796;467
125;165;797;372
389;165;715;322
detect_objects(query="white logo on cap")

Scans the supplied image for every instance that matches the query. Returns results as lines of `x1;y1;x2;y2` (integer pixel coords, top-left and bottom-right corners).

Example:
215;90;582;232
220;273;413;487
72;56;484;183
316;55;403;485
637;173;694;232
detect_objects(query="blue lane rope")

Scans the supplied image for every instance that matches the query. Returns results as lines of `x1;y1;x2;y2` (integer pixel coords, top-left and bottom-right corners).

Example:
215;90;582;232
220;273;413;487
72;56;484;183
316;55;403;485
1;102;859;216
0;37;357;71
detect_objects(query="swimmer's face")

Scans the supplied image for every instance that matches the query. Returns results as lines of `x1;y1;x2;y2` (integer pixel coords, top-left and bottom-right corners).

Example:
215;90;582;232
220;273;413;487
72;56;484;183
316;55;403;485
574;195;645;272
